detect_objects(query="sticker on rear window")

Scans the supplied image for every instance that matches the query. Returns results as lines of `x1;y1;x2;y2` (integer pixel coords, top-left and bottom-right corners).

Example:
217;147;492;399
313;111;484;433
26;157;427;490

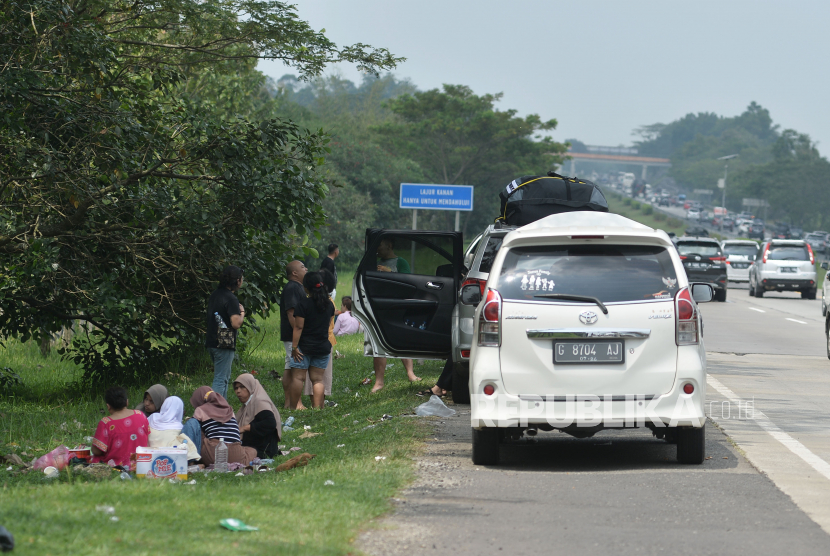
519;274;555;291
662;277;677;289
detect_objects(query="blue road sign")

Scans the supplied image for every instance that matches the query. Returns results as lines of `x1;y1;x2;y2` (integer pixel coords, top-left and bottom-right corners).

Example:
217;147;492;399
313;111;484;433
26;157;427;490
399;183;474;211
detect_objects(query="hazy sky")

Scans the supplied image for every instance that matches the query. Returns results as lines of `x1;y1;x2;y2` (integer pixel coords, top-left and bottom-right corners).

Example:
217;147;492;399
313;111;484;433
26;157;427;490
259;1;830;154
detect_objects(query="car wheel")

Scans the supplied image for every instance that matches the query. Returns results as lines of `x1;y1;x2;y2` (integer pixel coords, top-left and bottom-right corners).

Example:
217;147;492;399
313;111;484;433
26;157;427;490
809;289;818;300
715;288;727;302
451;363;471;405
826;319;830;361
823;300;827;317
472;427;500;465
748;276;755;296
754;280;764;298
677;424;705;464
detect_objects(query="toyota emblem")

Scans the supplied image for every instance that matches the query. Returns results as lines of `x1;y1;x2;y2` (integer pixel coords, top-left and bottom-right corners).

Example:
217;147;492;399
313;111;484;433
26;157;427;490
694;255;701;261
579;311;598;325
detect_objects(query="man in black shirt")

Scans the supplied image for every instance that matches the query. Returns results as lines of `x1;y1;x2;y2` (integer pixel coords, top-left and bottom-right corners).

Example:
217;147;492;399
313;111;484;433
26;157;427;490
280;260;307;408
205;265;245;399
320;243;339;299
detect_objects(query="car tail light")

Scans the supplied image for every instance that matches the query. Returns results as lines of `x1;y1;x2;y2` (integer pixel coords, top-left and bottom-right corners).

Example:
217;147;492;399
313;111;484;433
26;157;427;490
679;255;687;260
710;256;725;262
807;244;815;265
461;349;470;358
461;277;486;296
675;287;699;345
478;289;502;347
762;245;770;263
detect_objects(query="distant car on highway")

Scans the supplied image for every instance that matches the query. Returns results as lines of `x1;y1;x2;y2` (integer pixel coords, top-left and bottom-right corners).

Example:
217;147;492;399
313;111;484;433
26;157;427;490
804;232;828;255
686;208;702;221
749;240;817;299
790;226;804;240
772;223;791;240
721;240;759;283
675;237;728;302
684;226;709;237
747;220;765;241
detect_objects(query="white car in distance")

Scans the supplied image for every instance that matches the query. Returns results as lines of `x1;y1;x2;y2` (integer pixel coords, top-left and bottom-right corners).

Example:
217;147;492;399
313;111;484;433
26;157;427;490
686;208;702;221
470;212;714;465
721;240;759;283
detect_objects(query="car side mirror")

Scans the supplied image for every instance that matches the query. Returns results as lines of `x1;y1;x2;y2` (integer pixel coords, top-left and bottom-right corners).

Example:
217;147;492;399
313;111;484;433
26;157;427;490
821;262;829;270
691;283;714;303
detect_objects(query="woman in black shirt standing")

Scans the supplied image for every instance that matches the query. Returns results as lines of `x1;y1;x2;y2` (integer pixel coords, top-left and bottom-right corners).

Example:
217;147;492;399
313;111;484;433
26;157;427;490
287;272;335;409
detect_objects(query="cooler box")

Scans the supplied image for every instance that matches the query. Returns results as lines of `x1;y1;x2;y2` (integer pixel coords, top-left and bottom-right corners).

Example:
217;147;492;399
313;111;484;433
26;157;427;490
135;447;188;480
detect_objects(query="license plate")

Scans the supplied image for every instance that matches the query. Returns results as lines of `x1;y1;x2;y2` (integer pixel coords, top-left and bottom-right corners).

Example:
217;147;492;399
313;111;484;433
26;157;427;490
685;262;709;269
780;267;797;273
554;341;625;364
732;263;748;269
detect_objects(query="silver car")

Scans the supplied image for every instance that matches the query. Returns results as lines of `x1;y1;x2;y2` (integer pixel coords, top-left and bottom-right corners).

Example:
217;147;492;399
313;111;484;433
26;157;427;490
749;240;817;299
720;240;759;283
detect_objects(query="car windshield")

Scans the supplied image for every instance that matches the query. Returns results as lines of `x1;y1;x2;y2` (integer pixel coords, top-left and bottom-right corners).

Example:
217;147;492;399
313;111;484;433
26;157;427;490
767;245;810;261
497;244;679;303
723;244;757;257
676;242;722;257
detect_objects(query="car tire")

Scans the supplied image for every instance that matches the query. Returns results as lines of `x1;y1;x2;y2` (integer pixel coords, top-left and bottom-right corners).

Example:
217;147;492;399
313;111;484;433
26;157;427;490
677;424;705;464
807;289;817;300
754;280;764;298
715;288;727;302
823;301;827;317
451;363;471;405
748;276;755;296
826;318;830;361
472;427;500;465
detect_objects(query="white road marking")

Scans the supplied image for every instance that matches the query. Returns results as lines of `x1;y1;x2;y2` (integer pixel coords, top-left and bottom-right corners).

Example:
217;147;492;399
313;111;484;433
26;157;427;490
706;375;830;482
786;318;808;324
748;307;766;313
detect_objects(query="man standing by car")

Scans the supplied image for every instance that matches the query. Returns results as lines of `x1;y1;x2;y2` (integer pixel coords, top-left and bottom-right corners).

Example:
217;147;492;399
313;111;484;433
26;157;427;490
281;260;308;408
371;237;419;391
205;265;245;399
320;244;339;299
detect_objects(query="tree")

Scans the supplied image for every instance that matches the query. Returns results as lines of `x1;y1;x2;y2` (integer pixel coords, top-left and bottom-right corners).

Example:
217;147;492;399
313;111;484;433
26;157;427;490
378;85;568;233
0;0;401;383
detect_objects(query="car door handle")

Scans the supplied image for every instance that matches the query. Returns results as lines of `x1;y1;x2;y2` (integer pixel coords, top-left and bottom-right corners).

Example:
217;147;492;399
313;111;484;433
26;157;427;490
426;281;444;290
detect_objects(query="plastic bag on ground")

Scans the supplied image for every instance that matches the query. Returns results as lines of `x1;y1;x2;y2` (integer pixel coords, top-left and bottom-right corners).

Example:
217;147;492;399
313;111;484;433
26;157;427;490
32;445;70;471
415;395;456;417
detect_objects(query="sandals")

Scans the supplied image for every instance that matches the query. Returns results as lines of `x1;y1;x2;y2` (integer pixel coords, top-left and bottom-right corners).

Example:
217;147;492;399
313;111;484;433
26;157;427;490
416;387;446;397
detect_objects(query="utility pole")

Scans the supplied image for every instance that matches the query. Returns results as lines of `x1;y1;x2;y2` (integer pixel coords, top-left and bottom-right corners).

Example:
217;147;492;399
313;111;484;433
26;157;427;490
717;154;738;234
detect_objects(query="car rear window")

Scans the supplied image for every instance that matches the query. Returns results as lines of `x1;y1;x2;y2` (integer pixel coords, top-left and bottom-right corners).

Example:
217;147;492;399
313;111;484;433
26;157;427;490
723;244;757;257
478;236;503;273
768;245;810;261
497;245;679;303
676;242;722;257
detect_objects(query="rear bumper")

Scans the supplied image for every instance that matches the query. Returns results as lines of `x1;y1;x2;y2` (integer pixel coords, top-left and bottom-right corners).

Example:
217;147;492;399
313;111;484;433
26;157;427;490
759;276;816;291
469;346;706;429
726;266;751;282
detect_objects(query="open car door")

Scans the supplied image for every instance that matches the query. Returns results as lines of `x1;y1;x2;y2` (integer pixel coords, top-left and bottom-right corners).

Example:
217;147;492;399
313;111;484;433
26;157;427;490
353;229;463;360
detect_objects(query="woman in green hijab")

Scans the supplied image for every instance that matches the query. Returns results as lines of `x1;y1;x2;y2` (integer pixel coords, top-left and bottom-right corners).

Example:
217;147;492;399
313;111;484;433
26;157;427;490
135;384;168;417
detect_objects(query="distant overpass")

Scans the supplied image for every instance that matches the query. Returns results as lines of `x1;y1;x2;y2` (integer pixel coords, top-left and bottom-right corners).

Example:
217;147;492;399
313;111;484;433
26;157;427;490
561;147;671;181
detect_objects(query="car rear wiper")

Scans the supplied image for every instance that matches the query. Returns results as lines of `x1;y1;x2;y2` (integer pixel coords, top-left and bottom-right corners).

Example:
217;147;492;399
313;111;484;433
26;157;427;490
533;293;608;315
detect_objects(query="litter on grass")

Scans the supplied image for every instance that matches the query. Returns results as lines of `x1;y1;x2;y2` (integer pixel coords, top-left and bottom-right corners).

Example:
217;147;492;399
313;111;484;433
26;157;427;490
336;444;345;448
220;518;258;532
375;456;386;461
381;414;394;421
96;505;115;515
299;431;321;439
324;480;335;486
303;425;312;430
415;395;457;417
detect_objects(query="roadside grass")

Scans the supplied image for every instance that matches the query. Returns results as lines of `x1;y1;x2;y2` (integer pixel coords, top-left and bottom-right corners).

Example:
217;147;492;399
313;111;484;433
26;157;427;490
605;191;687;237
0;272;445;555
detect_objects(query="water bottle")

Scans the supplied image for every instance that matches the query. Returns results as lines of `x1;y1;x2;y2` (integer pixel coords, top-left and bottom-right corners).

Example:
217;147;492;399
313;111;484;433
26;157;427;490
214;312;228;329
215;438;228;473
284;416;295;429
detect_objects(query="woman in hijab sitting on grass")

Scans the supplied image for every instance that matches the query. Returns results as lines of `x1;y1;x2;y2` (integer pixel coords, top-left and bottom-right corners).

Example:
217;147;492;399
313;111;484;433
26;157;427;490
189;386;256;465
233;373;282;458
147;396;200;462
135;384;168;417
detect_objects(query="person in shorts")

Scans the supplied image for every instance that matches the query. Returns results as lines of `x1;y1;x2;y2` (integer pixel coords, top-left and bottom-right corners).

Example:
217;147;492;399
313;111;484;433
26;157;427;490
280;260;307;408
287;271;335;409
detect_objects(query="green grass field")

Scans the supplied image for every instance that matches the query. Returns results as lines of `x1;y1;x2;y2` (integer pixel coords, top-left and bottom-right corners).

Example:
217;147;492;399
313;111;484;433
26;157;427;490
0;274;447;555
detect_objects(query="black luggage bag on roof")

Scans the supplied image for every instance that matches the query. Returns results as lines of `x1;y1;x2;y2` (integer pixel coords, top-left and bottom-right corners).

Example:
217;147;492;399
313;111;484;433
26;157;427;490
496;172;609;226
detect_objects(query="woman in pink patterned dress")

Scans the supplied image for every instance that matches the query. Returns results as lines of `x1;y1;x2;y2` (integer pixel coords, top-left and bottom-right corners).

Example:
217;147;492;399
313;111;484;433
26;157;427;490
90;386;150;467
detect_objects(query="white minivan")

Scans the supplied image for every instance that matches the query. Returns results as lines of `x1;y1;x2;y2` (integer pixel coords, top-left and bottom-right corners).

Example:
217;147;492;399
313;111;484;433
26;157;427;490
469;212;713;465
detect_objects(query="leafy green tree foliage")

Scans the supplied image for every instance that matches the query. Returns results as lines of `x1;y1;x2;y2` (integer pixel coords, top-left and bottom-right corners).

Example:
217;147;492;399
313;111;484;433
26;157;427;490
0;0;400;383
378;85;568;233
634;102;779;196
730;130;830;229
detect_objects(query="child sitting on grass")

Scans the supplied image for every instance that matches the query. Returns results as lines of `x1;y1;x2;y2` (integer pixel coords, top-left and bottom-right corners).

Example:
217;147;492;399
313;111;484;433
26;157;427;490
90;386;150;467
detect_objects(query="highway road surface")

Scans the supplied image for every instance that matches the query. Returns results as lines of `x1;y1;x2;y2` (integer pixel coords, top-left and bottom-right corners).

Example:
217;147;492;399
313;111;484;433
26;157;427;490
359;282;830;556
